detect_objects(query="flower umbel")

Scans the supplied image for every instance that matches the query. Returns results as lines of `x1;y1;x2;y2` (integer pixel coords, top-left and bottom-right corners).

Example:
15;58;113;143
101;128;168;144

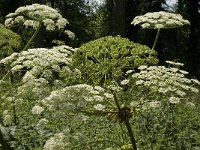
5;3;70;32
130;62;199;106
132;11;190;29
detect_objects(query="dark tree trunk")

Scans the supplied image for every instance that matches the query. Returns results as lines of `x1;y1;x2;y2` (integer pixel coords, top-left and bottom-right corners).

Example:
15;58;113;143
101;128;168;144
186;0;200;77
110;0;126;37
125;0;140;41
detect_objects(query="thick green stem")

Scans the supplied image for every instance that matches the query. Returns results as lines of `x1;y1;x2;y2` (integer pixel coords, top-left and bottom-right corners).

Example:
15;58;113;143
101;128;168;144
113;93;137;150
152;28;161;50
22;23;41;51
125;119;137;150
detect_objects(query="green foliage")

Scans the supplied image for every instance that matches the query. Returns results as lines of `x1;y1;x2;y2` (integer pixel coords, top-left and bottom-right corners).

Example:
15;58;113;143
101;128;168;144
0;24;21;58
73;36;158;86
132;101;200;150
0;23;21;81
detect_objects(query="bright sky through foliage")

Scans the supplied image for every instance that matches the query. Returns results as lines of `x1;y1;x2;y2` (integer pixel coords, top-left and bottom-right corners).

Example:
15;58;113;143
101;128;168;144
166;0;177;6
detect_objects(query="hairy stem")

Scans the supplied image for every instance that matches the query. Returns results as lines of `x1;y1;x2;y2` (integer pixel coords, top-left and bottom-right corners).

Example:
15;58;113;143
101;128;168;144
22;23;41;51
152;28;161;50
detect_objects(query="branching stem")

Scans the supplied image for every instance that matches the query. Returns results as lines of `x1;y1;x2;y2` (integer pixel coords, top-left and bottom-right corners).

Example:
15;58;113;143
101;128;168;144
125;119;137;150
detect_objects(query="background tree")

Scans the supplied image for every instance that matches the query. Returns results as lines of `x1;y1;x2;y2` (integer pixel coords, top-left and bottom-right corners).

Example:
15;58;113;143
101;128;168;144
107;0;126;37
185;0;200;77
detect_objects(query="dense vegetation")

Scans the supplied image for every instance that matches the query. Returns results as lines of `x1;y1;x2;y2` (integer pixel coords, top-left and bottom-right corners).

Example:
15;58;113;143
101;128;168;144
0;1;199;150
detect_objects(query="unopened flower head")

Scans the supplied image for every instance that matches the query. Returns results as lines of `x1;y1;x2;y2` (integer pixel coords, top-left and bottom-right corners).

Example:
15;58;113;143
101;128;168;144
5;4;71;32
132;11;190;29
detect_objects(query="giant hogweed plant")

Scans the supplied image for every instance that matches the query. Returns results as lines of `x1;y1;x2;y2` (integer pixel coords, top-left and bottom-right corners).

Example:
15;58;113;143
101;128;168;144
0;8;199;150
0;47;131;149
2;59;198;149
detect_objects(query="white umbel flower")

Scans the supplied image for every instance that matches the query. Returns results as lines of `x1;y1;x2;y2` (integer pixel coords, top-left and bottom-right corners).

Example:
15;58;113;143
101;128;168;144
0;45;76;82
130;61;199;107
132;11;190;29
5;3;72;33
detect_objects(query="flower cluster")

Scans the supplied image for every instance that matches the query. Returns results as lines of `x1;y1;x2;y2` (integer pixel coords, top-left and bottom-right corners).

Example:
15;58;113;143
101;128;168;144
5;4;69;31
130;61;199;107
132;11;190;29
40;84;114;113
16;76;50;100
0;45;79;82
43;133;69;150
